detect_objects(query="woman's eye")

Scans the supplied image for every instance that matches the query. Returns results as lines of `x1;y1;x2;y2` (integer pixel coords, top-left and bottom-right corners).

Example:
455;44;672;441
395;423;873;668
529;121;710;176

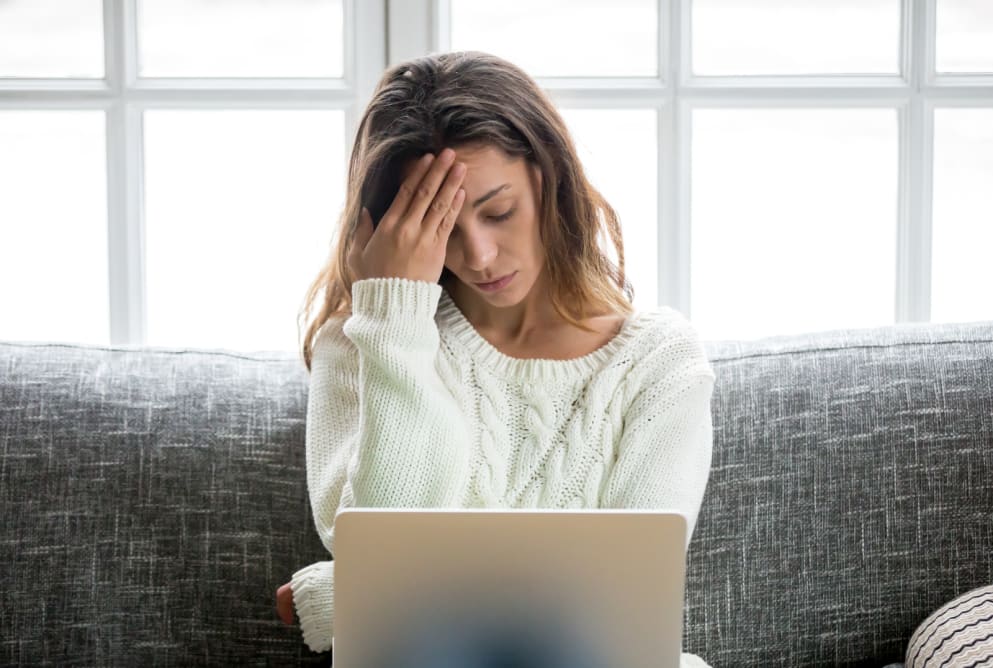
489;208;515;222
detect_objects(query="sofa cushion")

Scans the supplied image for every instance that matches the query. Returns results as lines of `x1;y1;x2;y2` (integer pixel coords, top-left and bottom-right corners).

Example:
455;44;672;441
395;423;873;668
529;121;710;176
905;584;993;667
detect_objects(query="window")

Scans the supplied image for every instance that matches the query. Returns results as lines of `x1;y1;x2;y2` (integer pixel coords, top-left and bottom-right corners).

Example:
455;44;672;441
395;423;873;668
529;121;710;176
2;0;989;350
0;0;383;351
423;0;993;340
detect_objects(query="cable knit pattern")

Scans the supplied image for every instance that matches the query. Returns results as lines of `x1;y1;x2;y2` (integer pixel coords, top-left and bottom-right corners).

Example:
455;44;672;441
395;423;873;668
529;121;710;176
291;276;717;667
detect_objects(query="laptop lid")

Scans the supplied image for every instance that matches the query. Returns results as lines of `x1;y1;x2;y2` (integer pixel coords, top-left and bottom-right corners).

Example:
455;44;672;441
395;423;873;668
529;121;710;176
332;508;687;668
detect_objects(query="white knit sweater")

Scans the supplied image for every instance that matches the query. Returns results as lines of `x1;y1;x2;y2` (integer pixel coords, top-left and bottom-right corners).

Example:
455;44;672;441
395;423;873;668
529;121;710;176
290;276;717;668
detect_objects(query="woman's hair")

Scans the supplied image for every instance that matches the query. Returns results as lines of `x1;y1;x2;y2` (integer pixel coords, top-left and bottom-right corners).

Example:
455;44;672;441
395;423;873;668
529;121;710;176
298;50;634;372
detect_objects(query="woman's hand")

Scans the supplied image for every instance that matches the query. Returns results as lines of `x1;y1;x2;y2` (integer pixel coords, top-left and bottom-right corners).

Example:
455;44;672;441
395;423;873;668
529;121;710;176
348;147;467;284
276;582;295;625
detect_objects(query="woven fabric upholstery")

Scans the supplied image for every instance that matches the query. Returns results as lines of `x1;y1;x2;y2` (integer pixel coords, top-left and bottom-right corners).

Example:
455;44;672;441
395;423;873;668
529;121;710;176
905;584;993;667
0;342;331;667
684;320;993;666
2;318;992;666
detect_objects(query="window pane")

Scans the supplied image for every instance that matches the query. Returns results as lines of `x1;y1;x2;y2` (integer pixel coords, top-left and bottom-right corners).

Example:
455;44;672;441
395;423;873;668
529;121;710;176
450;0;657;77
936;0;993;74
137;0;344;78
692;0;900;75
0;112;108;344
559;109;658;309
691;109;898;341
0;0;104;78
931;109;993;324
143;110;346;352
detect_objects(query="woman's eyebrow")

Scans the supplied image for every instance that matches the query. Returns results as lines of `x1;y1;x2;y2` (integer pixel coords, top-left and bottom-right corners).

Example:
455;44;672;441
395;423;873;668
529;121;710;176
471;184;511;209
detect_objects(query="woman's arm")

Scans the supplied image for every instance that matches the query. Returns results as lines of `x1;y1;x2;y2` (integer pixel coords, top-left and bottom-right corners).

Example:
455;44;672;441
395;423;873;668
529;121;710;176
339;277;473;509
290;276;473;653
598;317;717;551
597;317;717;668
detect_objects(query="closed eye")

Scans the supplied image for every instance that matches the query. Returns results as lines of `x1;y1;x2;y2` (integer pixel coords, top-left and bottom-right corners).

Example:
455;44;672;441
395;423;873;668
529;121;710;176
489;208;515;222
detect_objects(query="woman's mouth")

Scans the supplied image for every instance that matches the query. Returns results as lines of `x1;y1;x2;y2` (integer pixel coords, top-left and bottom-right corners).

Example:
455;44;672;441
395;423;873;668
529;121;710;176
474;272;517;292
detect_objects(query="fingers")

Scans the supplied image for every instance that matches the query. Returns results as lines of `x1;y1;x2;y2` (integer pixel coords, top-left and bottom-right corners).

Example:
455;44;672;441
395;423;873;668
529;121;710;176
280;605;293;625
422;159;466;233
380;152;435;228
437;188;466;240
276;583;295;625
406;150;454;228
390;148;465;233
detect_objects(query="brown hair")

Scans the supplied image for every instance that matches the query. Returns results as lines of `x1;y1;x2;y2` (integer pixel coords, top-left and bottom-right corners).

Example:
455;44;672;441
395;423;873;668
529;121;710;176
297;50;633;372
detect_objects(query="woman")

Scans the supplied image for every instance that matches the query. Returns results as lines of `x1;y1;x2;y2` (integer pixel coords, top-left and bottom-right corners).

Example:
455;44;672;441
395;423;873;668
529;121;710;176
275;50;716;668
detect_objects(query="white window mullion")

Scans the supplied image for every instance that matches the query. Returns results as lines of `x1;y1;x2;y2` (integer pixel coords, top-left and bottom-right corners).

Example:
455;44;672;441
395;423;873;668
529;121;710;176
105;0;146;345
347;0;386;151
434;0;450;53
668;98;691;318
662;0;689;315
389;0;436;67
897;0;934;324
916;0;937;323
105;102;148;347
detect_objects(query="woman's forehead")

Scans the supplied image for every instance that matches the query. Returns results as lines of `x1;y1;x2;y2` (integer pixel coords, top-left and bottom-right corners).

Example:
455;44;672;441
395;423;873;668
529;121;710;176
400;146;523;179
399;143;521;181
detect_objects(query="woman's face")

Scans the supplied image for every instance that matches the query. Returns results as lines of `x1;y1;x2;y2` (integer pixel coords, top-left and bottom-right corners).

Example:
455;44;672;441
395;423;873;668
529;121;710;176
400;142;546;307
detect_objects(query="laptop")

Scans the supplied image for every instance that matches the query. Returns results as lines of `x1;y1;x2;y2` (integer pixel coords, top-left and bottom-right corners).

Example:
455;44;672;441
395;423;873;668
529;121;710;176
332;508;688;668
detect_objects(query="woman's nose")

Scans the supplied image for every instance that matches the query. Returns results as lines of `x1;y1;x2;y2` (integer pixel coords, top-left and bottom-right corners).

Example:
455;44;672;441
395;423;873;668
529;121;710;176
461;228;497;270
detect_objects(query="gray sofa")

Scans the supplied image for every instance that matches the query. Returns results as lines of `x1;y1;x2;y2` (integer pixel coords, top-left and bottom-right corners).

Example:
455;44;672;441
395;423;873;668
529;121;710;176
2;318;991;666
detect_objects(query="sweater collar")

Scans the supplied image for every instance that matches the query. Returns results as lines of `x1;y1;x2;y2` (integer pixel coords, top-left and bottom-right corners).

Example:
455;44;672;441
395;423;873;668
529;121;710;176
434;286;652;383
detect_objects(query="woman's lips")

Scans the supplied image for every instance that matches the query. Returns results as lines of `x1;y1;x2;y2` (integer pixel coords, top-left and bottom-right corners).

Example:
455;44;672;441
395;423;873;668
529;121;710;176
475;272;516;292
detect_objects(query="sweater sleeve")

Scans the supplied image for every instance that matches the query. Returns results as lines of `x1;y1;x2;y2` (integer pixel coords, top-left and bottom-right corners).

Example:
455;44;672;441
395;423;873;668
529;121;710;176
290;276;473;653
598;316;717;552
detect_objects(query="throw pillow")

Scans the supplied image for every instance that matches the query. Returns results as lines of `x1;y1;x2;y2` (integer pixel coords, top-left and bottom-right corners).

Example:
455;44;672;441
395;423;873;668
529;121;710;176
905;584;993;667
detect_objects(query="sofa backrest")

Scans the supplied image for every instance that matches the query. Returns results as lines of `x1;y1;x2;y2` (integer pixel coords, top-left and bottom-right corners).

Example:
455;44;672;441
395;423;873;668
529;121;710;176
0;342;325;666
691;320;993;666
